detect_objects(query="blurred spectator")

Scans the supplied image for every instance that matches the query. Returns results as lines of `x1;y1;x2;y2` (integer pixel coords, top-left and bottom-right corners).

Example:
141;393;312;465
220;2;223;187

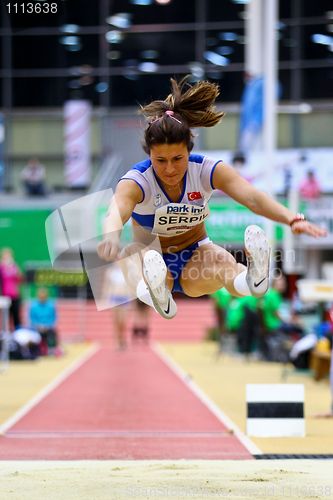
311;317;333;418
282;163;292;198
299;169;321;200
236;295;260;357
258;275;304;361
29;287;59;355
0;247;23;329
232;151;246;171
225;297;244;334
231;152;253;183
308;324;333;418
260;275;286;333
211;287;232;338
10;327;41;360
132;299;150;345
104;264;131;350
289;332;317;370
21;157;47;196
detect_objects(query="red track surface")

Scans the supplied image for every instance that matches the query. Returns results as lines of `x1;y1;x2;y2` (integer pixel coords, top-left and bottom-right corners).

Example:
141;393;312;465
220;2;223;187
0;346;252;460
50;298;216;343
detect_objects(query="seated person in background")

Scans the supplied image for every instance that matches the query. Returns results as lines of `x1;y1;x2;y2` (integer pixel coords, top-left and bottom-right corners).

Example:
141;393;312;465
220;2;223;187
29;287;59;355
21;157;47;196
299;169;321;200
10;327;41;360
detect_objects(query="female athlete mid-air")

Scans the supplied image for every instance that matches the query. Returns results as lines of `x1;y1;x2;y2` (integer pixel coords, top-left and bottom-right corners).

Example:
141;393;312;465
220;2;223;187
97;77;326;319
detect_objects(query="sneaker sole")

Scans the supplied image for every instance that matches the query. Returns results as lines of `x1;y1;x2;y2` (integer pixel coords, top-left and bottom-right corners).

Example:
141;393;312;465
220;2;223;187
244;225;270;297
142;250;176;319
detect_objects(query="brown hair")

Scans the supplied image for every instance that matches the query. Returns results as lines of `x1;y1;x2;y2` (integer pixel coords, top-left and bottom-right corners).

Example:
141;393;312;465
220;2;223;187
140;77;225;154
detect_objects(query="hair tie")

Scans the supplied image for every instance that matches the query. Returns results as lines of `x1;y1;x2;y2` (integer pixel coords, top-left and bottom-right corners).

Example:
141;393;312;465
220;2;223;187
165;110;182;124
149;110;182;126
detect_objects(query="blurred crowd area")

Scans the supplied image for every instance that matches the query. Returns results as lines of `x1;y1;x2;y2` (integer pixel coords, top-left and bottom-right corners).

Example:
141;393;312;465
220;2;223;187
0;246;62;361
210;274;333;378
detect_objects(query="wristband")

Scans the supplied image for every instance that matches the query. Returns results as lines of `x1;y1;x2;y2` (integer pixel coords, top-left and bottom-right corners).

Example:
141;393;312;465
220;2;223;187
289;213;306;228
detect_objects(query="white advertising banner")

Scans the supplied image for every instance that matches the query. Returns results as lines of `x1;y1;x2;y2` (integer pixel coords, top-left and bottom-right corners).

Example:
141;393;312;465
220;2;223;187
64;100;91;188
199;148;333;195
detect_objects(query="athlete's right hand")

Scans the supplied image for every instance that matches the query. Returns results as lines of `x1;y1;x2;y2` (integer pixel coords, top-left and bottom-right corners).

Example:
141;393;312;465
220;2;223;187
97;237;120;261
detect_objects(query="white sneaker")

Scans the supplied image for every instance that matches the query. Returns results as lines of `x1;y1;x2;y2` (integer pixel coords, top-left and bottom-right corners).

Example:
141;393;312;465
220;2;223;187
142;250;177;319
136;279;155;308
244;225;270;297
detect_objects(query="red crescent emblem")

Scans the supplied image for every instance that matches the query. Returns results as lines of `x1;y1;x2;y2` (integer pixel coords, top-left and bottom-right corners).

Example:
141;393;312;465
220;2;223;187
187;191;202;201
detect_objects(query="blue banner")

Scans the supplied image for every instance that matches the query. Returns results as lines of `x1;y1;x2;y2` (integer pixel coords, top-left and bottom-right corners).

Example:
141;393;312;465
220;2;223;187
238;76;264;153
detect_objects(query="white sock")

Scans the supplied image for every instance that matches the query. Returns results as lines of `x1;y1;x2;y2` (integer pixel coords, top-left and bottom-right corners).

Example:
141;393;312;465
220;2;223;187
233;270;251;296
136;279;154;308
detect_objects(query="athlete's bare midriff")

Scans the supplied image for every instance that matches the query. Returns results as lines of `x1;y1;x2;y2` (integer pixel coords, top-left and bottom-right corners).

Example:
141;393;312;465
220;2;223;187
132;219;208;253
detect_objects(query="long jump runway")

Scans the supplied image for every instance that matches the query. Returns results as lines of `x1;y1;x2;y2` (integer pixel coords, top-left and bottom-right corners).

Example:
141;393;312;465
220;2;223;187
0;345;253;460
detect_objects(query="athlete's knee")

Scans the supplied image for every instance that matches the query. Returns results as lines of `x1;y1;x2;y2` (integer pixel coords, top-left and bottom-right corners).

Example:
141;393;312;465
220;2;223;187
216;249;236;267
202;248;236;273
181;280;205;297
180;273;213;297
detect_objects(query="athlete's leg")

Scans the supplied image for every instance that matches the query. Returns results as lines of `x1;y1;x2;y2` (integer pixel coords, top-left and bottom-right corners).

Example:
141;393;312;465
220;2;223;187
180;225;270;298
112;305;127;350
119;244;176;317
180;243;246;297
119;243;174;292
118;242;146;292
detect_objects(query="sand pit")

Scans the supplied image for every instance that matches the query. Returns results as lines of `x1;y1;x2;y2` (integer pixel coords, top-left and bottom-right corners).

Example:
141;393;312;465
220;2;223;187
0;459;332;499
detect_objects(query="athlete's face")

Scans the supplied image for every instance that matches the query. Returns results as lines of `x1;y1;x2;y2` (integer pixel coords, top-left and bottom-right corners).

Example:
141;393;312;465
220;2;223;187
150;143;189;187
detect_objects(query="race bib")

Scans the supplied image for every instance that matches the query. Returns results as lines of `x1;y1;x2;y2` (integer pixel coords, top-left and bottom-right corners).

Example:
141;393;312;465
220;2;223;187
152;203;209;237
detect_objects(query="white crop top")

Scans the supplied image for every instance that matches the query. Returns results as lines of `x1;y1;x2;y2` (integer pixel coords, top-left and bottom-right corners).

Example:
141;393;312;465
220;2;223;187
120;154;221;238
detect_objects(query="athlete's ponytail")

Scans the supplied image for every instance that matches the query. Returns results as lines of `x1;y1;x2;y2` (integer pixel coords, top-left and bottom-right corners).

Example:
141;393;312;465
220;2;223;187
140;76;225;154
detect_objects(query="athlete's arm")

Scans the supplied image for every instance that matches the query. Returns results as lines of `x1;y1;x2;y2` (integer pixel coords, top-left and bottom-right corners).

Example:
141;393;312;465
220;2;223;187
97;179;143;261
212;162;326;238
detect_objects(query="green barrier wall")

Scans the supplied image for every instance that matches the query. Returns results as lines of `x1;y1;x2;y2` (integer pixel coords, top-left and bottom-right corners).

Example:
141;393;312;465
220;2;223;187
206;199;284;243
0;209;52;269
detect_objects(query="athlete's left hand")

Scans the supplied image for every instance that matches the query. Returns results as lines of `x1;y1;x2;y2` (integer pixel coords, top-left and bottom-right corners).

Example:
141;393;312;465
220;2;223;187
291;220;327;238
